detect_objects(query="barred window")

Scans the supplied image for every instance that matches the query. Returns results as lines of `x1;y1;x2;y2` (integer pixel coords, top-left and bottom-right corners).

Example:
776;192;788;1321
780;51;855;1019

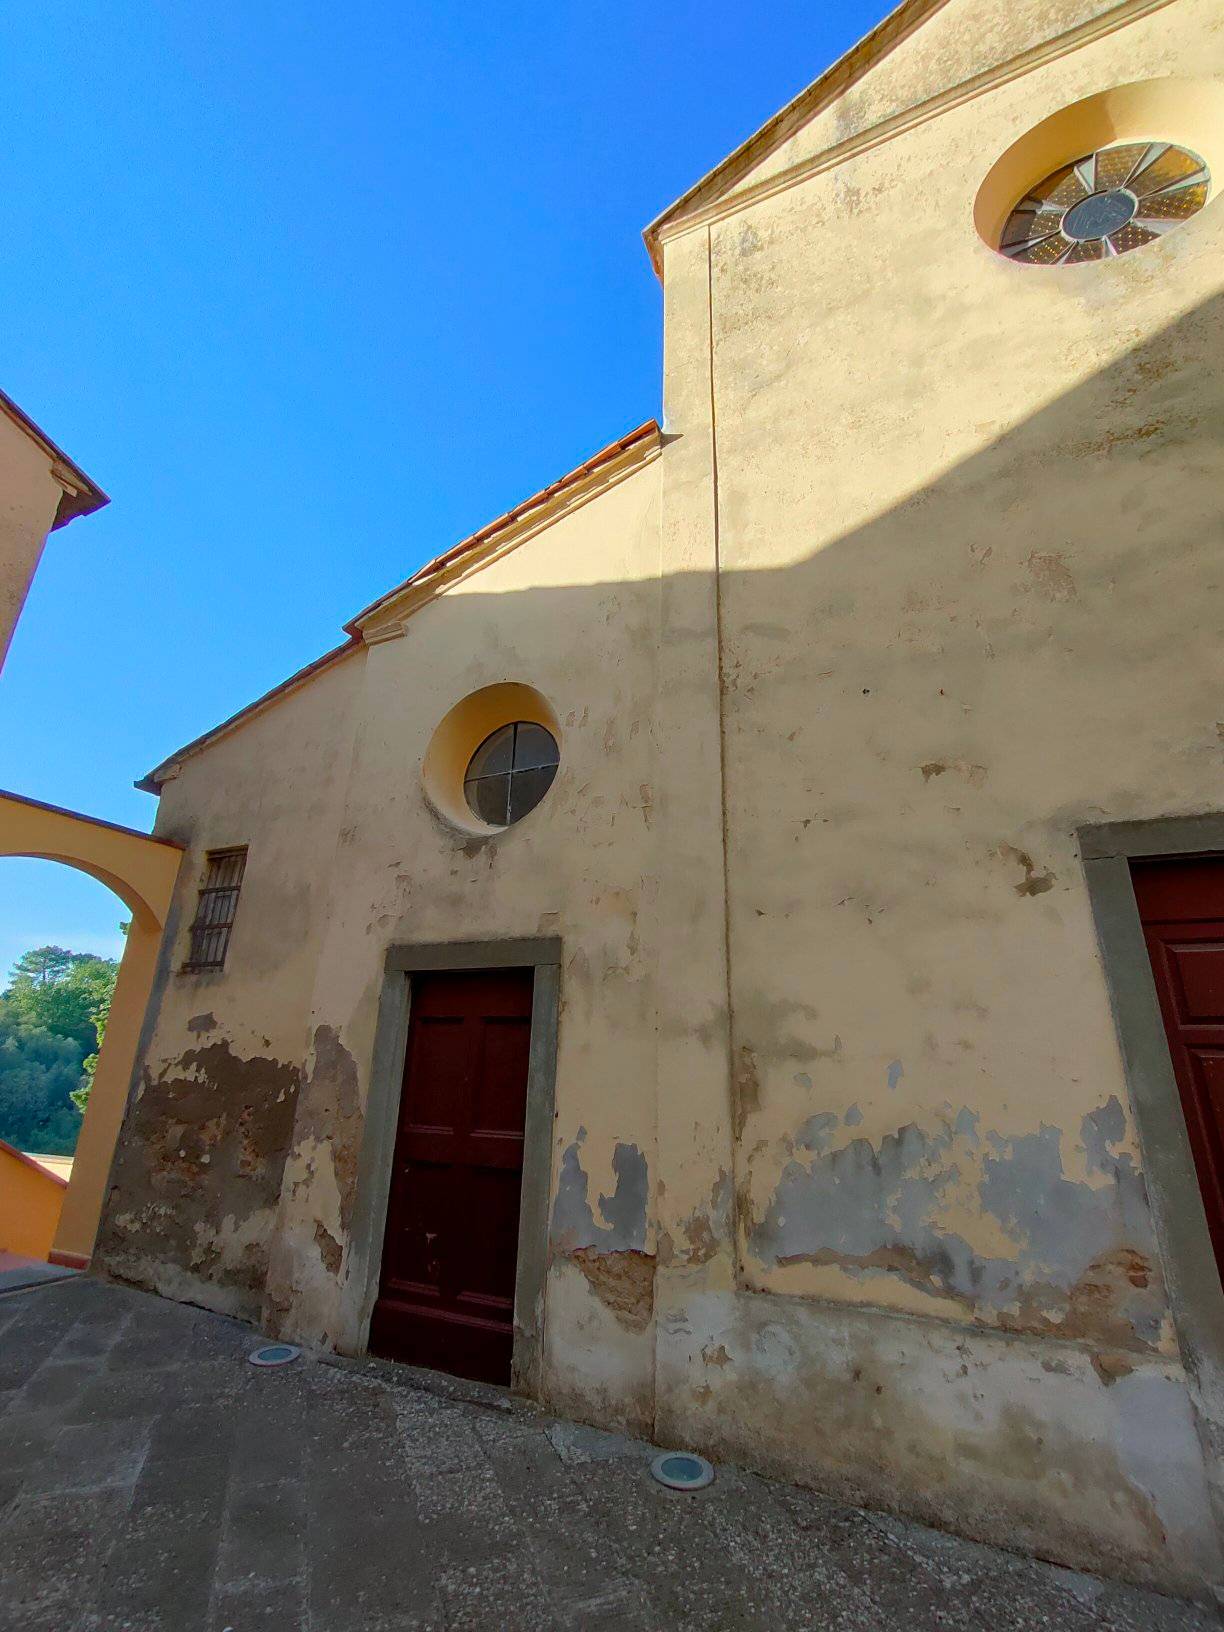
184;848;247;970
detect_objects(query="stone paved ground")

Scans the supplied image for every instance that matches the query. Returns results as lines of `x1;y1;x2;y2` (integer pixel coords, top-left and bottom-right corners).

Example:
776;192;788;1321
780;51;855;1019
0;1278;1216;1632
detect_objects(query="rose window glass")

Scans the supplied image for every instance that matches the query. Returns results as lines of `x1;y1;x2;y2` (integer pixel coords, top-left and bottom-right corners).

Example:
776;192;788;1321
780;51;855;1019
1000;141;1209;264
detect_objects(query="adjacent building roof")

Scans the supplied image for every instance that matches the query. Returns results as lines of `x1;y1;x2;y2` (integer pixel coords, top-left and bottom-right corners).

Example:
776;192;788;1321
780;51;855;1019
0;387;109;528
137;420;661;792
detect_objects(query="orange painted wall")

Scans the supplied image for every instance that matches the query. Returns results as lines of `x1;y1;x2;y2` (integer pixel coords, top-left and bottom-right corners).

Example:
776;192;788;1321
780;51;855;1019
0;1140;67;1259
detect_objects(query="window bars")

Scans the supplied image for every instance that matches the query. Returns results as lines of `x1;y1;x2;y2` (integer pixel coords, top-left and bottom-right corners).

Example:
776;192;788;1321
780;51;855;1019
183;847;247;970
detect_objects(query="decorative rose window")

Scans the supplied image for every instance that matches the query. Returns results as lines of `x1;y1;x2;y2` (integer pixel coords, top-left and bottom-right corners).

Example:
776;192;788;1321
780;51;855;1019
1000;141;1210;264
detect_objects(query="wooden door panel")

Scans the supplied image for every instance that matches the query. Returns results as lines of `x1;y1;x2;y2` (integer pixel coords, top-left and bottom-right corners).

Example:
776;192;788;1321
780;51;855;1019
473;1017;532;1136
1132;856;1224;1288
370;967;534;1385
1162;940;1224;1024
382;1161;450;1295
407;1016;466;1128
459;1167;524;1306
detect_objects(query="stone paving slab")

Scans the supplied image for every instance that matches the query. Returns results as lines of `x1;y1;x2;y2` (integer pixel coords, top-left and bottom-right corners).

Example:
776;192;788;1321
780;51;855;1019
0;1260;78;1296
0;1277;1216;1632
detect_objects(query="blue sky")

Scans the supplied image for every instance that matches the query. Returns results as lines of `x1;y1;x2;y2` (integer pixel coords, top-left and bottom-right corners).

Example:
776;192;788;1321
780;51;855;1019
0;0;889;977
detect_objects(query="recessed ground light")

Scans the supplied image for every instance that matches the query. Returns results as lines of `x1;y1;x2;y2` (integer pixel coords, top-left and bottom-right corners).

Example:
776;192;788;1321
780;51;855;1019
650;1451;715;1491
248;1342;301;1367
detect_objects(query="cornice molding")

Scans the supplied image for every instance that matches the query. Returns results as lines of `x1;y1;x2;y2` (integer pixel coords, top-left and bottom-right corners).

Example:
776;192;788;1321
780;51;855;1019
647;0;1180;265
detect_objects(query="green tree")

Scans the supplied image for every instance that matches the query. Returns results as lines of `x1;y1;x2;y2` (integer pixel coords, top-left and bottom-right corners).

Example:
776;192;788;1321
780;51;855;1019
0;1020;88;1153
0;938;122;1155
10;946;79;986
3;947;120;1051
73;926;127;1114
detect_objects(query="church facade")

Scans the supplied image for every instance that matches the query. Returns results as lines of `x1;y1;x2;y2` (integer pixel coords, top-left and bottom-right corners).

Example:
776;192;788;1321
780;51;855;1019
96;0;1224;1594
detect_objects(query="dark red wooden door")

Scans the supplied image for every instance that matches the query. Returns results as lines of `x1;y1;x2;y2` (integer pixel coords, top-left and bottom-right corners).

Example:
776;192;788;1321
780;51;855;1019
370;967;534;1384
1132;856;1224;1287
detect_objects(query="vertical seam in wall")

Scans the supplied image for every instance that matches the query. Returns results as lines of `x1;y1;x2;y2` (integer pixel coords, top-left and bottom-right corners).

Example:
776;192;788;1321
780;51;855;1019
706;224;742;1286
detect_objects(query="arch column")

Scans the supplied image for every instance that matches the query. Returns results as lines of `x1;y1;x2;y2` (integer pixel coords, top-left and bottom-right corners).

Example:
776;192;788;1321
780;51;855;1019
0;790;183;1265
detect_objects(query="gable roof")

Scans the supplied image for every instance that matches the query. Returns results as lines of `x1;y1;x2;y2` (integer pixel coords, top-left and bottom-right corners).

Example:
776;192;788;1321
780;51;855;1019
642;0;948;273
137;419;661;793
347;420;660;636
0;387;109;528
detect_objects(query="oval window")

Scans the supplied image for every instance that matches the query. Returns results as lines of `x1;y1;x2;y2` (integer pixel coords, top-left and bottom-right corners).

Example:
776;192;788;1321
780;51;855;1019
999;141;1209;264
463;721;559;827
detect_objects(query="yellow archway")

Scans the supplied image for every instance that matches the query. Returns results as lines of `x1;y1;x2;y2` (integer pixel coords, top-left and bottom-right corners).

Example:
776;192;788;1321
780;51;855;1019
0;790;182;1265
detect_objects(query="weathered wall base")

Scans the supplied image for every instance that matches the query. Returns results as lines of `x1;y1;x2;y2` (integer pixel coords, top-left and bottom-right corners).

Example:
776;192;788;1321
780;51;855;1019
541;1256;656;1437
653;1283;1221;1597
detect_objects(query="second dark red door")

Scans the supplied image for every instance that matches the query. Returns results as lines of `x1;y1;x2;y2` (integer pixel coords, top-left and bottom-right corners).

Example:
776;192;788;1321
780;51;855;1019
369;967;534;1384
1132;856;1224;1289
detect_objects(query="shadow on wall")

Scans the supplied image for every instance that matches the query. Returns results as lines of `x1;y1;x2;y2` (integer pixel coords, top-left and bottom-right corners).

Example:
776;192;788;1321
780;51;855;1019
92;288;1224;1367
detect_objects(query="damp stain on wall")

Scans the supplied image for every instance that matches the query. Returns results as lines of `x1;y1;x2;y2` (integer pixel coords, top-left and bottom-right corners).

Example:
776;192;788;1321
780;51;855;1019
748;1096;1165;1349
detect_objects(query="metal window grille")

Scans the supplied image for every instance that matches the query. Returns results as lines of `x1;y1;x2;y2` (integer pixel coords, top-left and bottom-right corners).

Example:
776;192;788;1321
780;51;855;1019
184;847;247;970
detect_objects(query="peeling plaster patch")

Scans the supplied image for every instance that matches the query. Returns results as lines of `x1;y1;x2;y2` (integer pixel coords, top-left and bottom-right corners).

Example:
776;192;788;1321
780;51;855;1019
1025;550;1078;602
886;1060;904;1092
552;1139;648;1253
291;1026;362;1236
94;1037;301;1313
314;1221;343;1278
999;843;1055;897
978;1123;1162;1344
734;1046;761;1136
954;1107;979;1144
187;1013;217;1035
261;1025;363;1338
552;1139;655;1327
567;1247;655;1333
1093;1352;1136;1386
750;1106;1165;1349
797;1113;838;1152
844;1104;863;1127
678;1169;732;1267
1082;1096;1127;1175
919;761;987;787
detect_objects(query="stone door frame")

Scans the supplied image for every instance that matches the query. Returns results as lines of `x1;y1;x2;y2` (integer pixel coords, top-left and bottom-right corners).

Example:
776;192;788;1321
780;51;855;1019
1080;816;1224;1448
345;937;561;1397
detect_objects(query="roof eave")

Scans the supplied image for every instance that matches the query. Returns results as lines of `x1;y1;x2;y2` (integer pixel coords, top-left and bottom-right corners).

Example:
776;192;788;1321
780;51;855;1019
641;0;947;274
0;387;109;527
136;417;662;795
136;636;363;794
346;419;662;636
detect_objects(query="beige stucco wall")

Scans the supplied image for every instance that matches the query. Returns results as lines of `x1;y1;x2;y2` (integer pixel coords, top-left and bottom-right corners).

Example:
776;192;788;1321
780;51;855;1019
0;415;64;672
97;459;664;1440
264;459;664;1429
97;0;1224;1595
707;0;1224;1331
94;650;365;1318
648;0;1224;1593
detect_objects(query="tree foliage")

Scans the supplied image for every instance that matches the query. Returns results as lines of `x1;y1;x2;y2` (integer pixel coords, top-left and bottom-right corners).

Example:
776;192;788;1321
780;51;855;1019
0;941;121;1155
